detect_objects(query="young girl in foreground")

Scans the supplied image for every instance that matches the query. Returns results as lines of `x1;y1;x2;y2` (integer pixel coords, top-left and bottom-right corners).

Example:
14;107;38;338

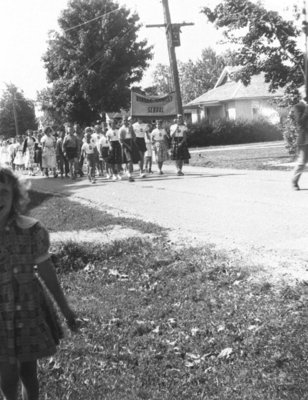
0;165;78;400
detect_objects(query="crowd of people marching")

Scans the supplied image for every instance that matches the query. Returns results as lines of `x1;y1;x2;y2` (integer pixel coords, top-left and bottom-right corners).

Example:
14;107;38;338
0;114;191;183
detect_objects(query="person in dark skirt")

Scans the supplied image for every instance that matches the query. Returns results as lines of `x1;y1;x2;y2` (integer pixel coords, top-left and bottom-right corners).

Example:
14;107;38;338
34;133;43;174
99;125;112;178
106;119;122;180
56;130;69;178
62;122;79;180
118;116;140;182
169;114;190;176
132;117;147;177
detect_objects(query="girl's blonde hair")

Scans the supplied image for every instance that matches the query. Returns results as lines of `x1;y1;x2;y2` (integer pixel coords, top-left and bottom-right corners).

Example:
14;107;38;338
0;165;31;217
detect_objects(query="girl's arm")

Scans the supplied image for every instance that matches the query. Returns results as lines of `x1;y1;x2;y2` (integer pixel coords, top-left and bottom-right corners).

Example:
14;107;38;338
37;259;78;331
181;130;187;145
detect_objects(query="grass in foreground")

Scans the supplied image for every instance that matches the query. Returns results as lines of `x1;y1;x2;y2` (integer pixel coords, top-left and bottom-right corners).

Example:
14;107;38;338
29;192;308;400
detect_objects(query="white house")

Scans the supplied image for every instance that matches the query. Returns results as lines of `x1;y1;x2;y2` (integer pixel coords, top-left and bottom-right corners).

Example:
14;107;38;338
184;67;285;124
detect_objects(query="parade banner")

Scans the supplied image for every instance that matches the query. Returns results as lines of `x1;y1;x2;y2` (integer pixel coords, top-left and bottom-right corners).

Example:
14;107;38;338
131;91;177;117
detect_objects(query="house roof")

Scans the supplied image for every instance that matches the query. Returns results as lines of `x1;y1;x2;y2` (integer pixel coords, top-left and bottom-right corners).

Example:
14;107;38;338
184;69;285;108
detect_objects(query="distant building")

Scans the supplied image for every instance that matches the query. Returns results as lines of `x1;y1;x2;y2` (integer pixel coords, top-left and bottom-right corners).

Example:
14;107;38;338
184;66;284;124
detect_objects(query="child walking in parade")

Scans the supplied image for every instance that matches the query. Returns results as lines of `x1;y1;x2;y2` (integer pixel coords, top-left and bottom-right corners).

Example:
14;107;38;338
106;119;122;181
62;122;79;180
81;127;98;183
151;120;169;175
144;123;154;173
0;166;78;400
13;136;25;172
99;126;112;179
22;130;37;176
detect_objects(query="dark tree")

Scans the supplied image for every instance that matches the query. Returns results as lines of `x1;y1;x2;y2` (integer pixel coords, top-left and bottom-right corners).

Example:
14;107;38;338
40;0;153;125
0;84;37;139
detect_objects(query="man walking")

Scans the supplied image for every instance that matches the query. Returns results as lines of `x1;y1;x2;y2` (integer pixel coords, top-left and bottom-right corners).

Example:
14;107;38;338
292;85;308;190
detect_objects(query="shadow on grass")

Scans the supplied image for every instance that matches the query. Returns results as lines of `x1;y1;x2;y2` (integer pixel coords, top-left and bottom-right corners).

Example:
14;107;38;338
28;190;166;236
28;190;55;210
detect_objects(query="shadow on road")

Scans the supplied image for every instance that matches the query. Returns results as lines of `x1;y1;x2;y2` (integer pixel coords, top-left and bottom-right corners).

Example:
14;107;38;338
30;171;245;190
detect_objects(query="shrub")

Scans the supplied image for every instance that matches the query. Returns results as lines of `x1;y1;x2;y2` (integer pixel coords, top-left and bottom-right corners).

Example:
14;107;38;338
187;118;283;147
280;109;298;156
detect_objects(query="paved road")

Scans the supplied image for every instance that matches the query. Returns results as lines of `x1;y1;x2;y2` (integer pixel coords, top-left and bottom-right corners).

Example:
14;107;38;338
30;163;308;270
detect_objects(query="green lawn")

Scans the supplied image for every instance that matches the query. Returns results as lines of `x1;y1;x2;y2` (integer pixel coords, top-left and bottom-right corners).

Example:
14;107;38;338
186;142;295;170
27;191;308;400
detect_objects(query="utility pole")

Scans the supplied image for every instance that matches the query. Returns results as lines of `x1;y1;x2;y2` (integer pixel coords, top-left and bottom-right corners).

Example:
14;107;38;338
11;90;19;137
146;0;193;115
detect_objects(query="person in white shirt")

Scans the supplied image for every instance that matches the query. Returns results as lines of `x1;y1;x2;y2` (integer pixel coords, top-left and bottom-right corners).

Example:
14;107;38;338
132;118;147;177
144;123;154;173
106;119;122;181
151;120;169;175
80;128;98;183
169;114;191;176
98;126;112;178
118;117;140;182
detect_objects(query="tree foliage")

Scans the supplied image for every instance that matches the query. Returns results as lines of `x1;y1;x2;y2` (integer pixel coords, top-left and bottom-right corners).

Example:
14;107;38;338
40;0;153;125
201;1;304;99
0;84;37;139
150;47;237;104
179;48;237;104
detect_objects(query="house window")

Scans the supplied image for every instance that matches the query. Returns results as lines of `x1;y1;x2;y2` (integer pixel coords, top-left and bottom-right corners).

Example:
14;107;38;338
227;108;236;120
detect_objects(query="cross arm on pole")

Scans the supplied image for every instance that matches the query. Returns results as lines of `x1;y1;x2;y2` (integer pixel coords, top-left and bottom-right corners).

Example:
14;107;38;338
145;24;166;28
146;22;194;29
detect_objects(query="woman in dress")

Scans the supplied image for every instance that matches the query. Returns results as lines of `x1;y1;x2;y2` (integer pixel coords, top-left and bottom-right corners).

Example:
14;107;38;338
13;136;25;172
0;140;11;166
169;114;191;176
151;120;169;175
23;130;37;175
144;123;154;173
41;127;57;178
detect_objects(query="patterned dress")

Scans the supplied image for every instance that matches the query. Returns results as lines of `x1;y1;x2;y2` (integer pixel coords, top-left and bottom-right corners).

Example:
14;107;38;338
0;216;59;364
41;135;56;169
151;128;169;162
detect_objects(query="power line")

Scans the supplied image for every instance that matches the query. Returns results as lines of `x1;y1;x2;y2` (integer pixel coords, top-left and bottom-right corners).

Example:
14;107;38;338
64;7;121;33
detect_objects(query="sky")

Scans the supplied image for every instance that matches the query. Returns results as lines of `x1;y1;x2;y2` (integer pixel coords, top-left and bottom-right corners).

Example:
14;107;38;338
0;0;298;100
